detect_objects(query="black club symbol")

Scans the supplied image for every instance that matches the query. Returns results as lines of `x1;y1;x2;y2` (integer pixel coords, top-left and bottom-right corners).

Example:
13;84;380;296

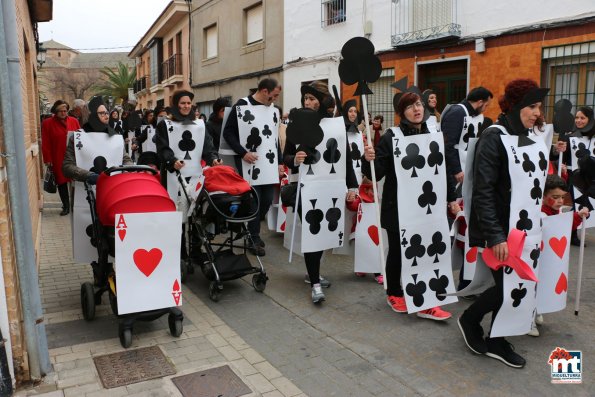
401;143;425;177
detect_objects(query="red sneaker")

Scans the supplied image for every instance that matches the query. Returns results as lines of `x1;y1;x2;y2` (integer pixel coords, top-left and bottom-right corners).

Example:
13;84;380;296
355;272;366;277
387;296;407;313
417;306;452;321
374;274;384;284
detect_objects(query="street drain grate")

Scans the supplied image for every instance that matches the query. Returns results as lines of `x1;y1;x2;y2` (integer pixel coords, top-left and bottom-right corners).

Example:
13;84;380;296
93;345;176;389
172;365;252;397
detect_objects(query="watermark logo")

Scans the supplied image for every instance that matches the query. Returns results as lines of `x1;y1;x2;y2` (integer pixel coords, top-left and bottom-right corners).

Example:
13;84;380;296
548;347;582;384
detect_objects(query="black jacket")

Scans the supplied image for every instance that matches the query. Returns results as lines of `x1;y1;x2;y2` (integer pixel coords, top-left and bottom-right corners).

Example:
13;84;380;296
468;114;523;248
362;122;457;232
205;112;222;151
441;100;479;176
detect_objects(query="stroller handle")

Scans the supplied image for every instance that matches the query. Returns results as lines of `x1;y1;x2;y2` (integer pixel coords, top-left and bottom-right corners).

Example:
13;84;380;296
104;165;158;175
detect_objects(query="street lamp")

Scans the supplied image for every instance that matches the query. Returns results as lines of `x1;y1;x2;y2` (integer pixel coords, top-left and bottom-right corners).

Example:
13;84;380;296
36;43;47;70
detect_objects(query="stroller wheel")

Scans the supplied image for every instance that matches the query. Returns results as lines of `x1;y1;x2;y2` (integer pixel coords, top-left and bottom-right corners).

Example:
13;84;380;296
209;281;221;302
109;291;119;316
81;282;96;321
252;273;268;293
168;313;183;337
119;327;132;348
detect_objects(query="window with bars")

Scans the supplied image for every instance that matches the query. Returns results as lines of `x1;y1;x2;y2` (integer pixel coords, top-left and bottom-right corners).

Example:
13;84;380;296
542;41;595;120
321;0;346;27
366;68;395;128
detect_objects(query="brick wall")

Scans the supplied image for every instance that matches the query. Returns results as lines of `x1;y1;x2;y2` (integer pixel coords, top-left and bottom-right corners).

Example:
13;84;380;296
342;24;595;122
0;0;46;383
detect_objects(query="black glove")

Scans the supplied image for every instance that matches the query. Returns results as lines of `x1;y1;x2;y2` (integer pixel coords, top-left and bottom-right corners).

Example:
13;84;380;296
86;172;99;185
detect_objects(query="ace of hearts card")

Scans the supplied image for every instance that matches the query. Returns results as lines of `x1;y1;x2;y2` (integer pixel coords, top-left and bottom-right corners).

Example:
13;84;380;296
114;211;183;315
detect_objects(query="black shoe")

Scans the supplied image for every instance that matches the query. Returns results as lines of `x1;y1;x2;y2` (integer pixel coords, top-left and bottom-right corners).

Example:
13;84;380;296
485;337;526;368
248;243;265;256
458;314;487;354
60;208;70;216
571;236;581;247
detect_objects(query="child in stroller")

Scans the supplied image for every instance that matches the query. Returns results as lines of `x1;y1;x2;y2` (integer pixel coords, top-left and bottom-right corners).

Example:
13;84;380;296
81;165;184;348
181;165;268;301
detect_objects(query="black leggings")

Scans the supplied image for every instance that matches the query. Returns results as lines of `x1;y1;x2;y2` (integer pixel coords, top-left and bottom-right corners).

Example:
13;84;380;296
57;183;70;210
385;230;403;297
304;251;323;286
463;268;504;329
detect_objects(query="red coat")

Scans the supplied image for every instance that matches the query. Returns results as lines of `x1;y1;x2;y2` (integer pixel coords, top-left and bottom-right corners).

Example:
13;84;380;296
41;115;80;185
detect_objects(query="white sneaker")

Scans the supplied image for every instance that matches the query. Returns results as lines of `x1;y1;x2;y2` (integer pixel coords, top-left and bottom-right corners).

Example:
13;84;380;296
535;314;544;326
311;284;325;304
527;322;540;337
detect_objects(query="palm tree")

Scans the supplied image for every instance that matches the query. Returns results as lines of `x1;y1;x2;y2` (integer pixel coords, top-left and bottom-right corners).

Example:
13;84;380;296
94;62;136;107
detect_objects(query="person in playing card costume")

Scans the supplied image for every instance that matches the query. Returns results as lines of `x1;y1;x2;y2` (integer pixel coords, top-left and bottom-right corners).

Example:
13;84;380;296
155;90;221;262
526;174;590;336
63;96;133;184
458;79;550;369
284;81;359;303
363;91;459;320
559;105;595;246
441;87;493;187
222;79;284;256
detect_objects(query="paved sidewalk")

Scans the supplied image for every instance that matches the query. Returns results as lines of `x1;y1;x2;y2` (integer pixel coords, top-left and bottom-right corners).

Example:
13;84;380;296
15;196;305;397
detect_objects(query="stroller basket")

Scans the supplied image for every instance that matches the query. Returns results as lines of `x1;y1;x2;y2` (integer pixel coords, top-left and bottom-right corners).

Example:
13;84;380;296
202;249;254;281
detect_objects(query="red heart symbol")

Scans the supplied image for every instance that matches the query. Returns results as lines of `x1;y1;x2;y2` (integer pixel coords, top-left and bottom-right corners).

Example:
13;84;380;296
172;279;182;305
357;206;363;223
540;240;544;251
195;181;202;191
133;248;163;277
368;225;379;246
118;229;126;241
280;221;286;231
465;247;478;263
281;205;287;214
549;236;567;259
555;273;568;295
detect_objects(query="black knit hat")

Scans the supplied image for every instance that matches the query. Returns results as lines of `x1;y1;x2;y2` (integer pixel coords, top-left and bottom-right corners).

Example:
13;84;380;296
170;90;195;122
300;81;330;107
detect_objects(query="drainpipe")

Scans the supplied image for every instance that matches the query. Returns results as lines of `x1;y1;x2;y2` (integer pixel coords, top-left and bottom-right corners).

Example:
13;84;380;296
0;0;51;380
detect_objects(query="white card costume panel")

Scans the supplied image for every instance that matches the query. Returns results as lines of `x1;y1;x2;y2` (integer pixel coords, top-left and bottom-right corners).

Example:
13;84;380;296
299;117;347;182
141;125;157;153
568;136;595;228
218;107;238;171
300;179;346;253
332;208;355;256
354;202;386;273
72;131;124;263
73;131;125;206
237;103;280;186
461;137;479;283
163;119;205;202
536;212;572;314
114;212;182;315
426;115;440;133
283;207;303;257
72;206;98;264
453;104;484;178
126;131;135;159
391;127;457;312
490;130;548;338
347;131;364;185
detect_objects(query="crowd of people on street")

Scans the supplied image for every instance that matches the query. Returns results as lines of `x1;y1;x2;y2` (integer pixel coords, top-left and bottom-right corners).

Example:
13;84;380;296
41;73;594;370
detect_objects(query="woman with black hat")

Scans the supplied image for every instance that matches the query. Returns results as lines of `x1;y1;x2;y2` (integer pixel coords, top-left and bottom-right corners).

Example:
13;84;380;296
63;96;133;184
283;81;358;303
457;79;550;368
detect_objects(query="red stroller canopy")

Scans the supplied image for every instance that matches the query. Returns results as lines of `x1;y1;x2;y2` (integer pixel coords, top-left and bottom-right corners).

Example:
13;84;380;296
203;165;251;196
96;172;175;226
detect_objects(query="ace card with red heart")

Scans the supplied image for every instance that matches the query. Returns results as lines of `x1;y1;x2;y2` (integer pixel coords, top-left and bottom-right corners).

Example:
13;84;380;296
536;211;573;314
114;211;183;314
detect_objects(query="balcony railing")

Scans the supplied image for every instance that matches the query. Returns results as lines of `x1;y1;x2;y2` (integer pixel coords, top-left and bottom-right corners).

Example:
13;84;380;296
133;76;148;93
161;54;183;81
391;0;461;47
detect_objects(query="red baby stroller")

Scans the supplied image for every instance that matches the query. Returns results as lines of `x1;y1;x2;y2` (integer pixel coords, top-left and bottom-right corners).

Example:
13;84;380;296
81;165;184;348
180;165;268;302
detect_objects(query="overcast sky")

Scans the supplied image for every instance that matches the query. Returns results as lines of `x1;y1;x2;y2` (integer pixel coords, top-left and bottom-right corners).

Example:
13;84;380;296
38;0;172;53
